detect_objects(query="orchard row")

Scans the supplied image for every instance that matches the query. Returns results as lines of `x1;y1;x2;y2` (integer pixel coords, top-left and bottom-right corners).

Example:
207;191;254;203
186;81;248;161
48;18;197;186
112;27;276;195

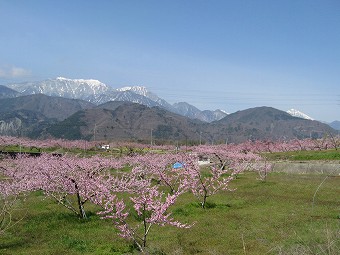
0;134;339;153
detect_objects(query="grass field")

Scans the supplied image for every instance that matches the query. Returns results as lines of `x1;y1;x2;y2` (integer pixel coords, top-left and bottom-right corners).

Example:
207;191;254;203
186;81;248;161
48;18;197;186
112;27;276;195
263;149;340;161
1;171;339;255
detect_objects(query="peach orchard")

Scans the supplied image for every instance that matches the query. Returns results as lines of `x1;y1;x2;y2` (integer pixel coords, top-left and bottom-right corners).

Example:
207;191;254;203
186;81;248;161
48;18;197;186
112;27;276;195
0;135;339;252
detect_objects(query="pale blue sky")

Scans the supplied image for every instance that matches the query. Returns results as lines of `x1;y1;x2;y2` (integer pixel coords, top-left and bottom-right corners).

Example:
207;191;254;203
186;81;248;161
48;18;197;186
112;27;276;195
0;0;339;122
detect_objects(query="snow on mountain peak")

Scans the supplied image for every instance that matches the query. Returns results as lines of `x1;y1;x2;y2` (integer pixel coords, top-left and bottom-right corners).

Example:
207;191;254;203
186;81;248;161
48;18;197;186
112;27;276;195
287;109;314;120
117;86;132;92
219;109;230;115
117;86;148;96
56;77;105;88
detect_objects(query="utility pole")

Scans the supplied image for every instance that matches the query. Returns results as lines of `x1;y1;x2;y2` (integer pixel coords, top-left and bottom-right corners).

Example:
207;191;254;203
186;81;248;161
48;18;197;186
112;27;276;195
94;123;97;141
150;129;153;145
19;121;22;153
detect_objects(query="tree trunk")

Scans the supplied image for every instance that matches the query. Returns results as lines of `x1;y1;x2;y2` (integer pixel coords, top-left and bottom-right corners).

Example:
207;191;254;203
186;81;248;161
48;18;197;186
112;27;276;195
71;178;87;219
76;191;87;219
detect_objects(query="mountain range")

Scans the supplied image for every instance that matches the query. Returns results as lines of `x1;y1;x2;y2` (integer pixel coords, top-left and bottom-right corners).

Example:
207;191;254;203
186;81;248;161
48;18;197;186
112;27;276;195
0;77;338;143
5;77;228;122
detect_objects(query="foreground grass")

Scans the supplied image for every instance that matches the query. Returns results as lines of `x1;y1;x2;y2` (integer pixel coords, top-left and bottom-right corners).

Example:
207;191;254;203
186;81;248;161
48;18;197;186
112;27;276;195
1;172;339;255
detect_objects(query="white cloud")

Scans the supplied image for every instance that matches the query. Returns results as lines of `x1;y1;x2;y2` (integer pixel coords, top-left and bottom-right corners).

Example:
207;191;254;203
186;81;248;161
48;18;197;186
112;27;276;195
0;65;32;78
11;67;31;77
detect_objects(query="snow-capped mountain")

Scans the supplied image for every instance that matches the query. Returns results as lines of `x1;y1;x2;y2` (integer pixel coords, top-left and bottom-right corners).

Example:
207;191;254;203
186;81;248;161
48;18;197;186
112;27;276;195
14;77;110;99
287;109;314;120
88;90;162;108
5;77;226;122
6;77;111;99
117;86;150;98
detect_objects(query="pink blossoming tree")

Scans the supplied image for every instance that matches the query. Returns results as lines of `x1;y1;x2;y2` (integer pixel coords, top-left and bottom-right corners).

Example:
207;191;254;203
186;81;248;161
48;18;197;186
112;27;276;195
95;169;192;253
1;153;123;219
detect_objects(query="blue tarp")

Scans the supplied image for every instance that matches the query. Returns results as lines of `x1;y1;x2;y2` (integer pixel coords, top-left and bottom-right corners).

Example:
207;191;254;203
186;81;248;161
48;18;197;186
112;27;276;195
173;162;184;169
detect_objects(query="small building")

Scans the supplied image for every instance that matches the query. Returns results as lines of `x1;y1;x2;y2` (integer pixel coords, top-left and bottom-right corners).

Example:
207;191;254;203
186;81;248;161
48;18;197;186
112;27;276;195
101;144;110;150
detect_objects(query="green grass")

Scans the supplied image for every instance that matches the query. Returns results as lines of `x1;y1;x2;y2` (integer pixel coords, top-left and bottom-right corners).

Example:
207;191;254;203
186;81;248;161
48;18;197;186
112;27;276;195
1;172;339;254
263;149;340;161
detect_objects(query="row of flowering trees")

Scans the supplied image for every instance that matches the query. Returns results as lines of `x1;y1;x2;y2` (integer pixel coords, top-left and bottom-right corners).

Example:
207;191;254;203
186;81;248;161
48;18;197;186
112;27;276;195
1;134;339;153
0;142;263;252
0;136;176;153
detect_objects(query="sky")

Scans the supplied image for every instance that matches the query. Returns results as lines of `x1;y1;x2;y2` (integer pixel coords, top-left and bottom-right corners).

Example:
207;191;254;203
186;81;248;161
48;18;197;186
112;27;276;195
0;0;339;122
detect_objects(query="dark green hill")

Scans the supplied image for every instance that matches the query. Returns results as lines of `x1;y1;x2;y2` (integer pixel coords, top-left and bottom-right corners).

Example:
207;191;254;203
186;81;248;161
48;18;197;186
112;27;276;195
211;106;336;143
1;98;336;143
47;103;205;143
0;109;55;138
0;94;94;121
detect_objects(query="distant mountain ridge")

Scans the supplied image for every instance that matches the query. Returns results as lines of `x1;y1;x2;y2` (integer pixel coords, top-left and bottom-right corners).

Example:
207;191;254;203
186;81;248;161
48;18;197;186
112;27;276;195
329;121;340;130
0;94;94;121
5;77;227;122
47;103;204;141
46;105;335;143
213;106;335;143
0;94;336;142
0;94;95;138
0;85;21;99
